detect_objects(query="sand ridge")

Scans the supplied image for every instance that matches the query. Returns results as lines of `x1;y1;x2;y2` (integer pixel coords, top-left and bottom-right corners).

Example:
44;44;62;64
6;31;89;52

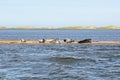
0;40;120;44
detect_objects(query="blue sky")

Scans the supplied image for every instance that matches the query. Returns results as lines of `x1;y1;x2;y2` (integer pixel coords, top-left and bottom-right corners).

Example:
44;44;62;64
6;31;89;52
0;0;120;27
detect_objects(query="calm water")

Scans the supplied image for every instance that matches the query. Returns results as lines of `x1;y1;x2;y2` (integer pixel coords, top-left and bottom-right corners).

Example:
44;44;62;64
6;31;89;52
0;30;120;80
0;30;120;41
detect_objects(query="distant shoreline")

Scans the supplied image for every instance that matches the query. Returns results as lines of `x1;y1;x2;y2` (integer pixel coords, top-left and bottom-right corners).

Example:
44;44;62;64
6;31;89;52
0;28;120;30
0;25;120;30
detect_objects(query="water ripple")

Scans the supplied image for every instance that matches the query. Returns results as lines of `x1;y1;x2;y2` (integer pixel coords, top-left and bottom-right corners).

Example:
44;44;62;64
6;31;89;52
0;44;120;80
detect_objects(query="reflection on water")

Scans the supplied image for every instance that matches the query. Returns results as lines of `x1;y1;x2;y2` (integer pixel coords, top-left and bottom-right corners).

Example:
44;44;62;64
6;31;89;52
0;44;120;80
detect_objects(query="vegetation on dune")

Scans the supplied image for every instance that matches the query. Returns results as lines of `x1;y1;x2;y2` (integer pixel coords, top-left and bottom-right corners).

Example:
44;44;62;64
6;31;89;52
59;26;96;29
0;26;7;29
15;26;33;29
60;25;120;29
98;25;120;29
0;25;120;30
60;26;83;29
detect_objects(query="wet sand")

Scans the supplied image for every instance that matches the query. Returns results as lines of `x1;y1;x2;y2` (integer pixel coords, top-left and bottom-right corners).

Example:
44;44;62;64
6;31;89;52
0;40;120;44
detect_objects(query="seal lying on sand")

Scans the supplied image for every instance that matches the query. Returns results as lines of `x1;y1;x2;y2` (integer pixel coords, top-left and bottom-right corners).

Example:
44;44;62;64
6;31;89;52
45;38;59;43
78;39;92;43
64;38;74;43
39;39;45;43
20;39;26;42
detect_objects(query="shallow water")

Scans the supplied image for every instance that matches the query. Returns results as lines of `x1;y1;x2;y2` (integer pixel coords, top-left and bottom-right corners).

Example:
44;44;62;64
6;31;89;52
0;30;120;80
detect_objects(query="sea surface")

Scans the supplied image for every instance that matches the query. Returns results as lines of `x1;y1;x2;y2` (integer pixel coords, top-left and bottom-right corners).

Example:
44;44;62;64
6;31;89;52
0;30;120;80
0;30;120;41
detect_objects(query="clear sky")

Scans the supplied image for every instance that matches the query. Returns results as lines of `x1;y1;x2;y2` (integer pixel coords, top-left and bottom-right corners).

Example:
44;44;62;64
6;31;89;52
0;0;120;27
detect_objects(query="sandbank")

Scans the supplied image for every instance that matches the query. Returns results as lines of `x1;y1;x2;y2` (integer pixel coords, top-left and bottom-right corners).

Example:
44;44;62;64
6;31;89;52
0;40;120;44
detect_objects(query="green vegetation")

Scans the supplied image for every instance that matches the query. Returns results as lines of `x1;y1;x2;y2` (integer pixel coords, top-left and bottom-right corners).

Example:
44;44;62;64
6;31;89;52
59;26;96;29
59;25;120;30
15;26;33;29
59;26;83;29
0;25;120;30
0;26;7;29
98;25;120;29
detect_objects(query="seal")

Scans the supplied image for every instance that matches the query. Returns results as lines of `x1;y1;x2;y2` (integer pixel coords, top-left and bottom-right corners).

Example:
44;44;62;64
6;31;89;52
78;39;92;43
